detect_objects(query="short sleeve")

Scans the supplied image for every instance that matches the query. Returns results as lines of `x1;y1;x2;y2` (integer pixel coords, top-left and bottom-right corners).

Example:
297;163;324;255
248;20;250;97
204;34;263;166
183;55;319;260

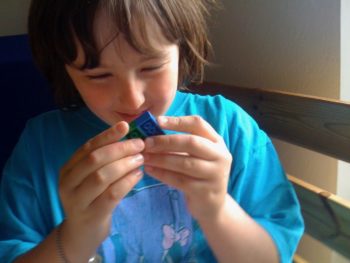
230;140;304;263
0;122;61;263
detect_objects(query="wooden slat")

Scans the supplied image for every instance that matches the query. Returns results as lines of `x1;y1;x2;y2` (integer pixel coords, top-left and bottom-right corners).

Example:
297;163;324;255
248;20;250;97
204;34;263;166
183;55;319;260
188;82;350;163
188;82;350;258
289;175;350;259
293;254;309;263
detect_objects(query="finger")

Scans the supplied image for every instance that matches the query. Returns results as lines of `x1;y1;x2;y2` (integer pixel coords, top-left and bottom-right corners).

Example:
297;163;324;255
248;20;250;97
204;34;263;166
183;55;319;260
144;152;214;179
144;165;202;193
60;138;144;190
73;153;144;210
157;115;220;142
144;134;223;160
89;169;144;216
61;121;129;175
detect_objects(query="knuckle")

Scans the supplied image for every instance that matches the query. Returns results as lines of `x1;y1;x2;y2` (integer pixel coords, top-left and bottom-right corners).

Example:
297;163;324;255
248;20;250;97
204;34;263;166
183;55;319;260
107;188;121;202
117;140;133;154
117;140;127;151
86;151;101;165
92;170;107;185
130;139;143;151
192;115;204;125
81;140;93;152
182;158;196;171
105;126;117;139
172;116;181;126
187;135;200;148
106;174;138;203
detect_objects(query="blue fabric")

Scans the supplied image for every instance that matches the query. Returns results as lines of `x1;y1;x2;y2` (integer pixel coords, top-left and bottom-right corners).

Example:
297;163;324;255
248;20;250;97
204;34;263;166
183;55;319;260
0;91;304;262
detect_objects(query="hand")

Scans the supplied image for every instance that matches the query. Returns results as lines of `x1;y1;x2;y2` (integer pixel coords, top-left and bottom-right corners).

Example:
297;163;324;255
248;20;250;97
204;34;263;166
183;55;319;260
58;121;145;257
143;116;232;223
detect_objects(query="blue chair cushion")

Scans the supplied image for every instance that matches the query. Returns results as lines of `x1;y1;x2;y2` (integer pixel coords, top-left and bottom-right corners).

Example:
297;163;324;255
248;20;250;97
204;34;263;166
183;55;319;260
0;34;55;173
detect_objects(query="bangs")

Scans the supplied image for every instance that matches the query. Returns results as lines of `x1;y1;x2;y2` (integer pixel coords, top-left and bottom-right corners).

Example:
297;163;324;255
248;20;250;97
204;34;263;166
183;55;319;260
70;0;178;69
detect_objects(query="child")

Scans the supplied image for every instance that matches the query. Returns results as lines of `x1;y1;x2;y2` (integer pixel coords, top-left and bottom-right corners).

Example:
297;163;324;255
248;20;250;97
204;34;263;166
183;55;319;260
0;0;304;262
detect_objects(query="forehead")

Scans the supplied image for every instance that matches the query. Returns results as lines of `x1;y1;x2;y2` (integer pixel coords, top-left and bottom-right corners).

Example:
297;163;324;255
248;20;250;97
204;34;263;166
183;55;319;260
93;7;171;55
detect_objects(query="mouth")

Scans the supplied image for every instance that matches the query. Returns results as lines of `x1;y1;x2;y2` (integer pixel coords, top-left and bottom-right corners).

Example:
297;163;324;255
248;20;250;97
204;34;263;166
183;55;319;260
116;110;147;123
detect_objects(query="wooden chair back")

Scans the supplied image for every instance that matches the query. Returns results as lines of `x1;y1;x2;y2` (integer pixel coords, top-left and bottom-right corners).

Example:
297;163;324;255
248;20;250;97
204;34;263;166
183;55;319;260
189;82;350;260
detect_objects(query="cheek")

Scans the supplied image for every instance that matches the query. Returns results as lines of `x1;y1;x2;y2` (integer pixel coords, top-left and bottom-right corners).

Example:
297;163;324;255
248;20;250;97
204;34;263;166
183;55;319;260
74;83;111;109
147;70;178;115
150;71;177;98
65;66;113;113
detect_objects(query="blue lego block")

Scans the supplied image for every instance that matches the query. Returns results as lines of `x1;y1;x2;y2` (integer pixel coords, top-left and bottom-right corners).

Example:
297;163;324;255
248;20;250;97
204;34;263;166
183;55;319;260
125;111;165;139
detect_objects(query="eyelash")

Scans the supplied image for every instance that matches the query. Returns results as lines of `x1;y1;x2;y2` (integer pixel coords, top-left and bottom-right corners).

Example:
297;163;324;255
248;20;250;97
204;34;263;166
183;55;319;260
141;64;163;72
86;64;164;80
87;73;112;80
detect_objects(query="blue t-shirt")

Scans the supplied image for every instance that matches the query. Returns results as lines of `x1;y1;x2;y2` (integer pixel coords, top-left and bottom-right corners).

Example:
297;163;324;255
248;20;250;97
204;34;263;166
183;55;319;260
0;91;304;263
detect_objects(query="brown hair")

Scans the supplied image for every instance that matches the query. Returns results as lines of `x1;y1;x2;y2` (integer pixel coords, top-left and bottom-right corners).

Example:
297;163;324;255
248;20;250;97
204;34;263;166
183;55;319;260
28;0;219;107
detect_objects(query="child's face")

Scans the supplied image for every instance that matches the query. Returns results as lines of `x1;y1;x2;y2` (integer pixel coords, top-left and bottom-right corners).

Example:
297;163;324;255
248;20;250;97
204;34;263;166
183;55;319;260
65;9;179;125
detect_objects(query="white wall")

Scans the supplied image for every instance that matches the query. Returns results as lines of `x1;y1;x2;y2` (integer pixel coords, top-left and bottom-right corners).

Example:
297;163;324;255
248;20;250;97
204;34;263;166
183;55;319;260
334;2;350;262
341;0;350;102
207;0;340;98
0;0;29;36
206;0;349;262
339;0;350;201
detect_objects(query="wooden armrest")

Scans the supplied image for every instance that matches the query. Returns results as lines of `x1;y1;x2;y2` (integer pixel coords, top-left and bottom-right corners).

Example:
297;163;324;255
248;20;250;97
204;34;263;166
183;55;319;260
293;254;309;263
288;175;350;258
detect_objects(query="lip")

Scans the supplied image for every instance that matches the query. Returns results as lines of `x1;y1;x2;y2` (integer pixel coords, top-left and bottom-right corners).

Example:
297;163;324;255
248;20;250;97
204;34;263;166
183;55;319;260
116;110;147;123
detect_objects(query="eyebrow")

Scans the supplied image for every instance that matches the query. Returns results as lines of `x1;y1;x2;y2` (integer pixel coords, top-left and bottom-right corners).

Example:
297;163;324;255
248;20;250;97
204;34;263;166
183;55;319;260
141;49;170;60
70;47;171;72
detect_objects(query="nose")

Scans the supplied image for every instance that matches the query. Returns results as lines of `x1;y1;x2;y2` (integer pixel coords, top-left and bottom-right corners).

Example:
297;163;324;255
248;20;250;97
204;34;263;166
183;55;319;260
117;77;145;110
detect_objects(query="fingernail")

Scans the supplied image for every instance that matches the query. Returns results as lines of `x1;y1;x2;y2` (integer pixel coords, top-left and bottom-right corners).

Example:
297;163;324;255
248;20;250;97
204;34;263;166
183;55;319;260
133;139;144;150
115;122;126;133
158;116;168;124
132;154;144;163
133;169;143;177
143;153;149;162
145;138;154;148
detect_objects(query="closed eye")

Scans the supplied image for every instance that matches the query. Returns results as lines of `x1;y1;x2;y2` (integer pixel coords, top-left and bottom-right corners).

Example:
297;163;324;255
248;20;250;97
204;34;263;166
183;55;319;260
141;64;164;72
87;73;112;80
